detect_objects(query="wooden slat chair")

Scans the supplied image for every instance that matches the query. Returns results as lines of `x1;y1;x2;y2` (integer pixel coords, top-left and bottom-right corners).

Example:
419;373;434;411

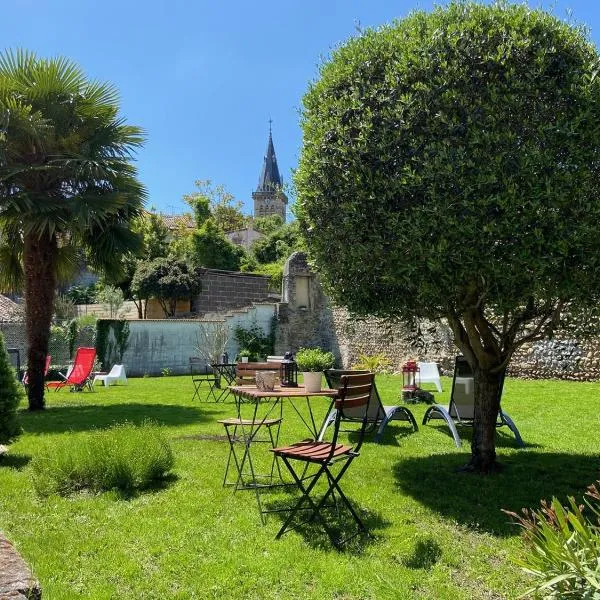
235;361;282;386
271;372;374;547
319;369;417;442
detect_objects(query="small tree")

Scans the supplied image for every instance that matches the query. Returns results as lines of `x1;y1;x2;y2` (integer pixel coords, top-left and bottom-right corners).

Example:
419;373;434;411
95;285;125;318
295;3;600;472
0;332;22;443
131;258;202;317
190;219;245;271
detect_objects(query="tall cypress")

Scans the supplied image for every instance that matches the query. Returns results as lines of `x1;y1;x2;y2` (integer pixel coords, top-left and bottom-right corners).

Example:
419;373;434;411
0;332;22;443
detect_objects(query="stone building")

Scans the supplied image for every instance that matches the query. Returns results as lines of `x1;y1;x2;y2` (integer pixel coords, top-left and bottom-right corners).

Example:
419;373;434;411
252;125;287;221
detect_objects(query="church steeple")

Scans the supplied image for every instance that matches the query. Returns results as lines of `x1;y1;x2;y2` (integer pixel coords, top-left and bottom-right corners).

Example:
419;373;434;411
252;122;288;221
257;121;282;192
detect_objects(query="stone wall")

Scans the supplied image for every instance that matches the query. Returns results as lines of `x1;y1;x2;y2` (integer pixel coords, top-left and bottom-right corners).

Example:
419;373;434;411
274;252;600;381
0;535;41;599
193;269;270;316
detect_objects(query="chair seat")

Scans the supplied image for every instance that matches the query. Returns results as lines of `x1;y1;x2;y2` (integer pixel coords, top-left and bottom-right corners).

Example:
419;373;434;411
272;440;352;462
218;417;282;427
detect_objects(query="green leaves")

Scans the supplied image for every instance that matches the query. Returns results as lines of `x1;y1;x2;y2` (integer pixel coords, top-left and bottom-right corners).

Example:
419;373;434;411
296;2;600;335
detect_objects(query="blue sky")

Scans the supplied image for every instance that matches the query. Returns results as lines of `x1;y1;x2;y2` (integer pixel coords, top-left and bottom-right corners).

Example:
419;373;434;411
4;0;600;216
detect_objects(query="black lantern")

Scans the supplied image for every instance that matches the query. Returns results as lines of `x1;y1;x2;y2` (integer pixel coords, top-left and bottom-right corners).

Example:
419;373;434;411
280;351;298;387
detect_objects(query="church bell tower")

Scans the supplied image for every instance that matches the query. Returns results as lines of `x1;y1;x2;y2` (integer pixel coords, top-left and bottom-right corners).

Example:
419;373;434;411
252;122;287;221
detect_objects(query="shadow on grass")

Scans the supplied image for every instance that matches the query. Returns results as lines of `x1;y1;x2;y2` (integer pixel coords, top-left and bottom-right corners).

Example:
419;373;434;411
0;454;31;470
264;488;391;553
423;421;542;449
109;473;180;501
19;403;209;434
345;423;417;447
393;451;600;537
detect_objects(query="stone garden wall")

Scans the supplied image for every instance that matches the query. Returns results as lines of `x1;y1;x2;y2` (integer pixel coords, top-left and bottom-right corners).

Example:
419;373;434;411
274;252;600;381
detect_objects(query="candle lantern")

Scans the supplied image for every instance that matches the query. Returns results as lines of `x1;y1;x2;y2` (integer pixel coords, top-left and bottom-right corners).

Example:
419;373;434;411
402;360;420;392
280;351;298;387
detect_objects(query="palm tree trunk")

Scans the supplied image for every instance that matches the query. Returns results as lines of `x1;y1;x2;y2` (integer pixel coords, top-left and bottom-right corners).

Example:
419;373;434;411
467;367;504;473
24;232;57;411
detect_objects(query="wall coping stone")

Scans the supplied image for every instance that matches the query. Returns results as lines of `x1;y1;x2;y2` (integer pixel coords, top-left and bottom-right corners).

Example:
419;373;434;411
0;535;41;599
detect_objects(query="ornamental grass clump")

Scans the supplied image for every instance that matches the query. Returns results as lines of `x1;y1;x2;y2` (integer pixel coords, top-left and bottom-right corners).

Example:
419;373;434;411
505;482;600;598
31;421;174;496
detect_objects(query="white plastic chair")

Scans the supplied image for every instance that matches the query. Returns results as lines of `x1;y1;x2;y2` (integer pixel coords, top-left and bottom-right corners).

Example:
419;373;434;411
417;362;443;392
93;364;127;387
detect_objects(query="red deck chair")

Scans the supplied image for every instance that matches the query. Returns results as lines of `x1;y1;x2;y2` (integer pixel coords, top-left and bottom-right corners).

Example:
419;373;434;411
47;347;96;392
22;355;52;390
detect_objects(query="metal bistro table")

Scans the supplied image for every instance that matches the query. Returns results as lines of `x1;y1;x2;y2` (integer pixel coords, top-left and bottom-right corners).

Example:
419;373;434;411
209;363;238;401
221;384;338;522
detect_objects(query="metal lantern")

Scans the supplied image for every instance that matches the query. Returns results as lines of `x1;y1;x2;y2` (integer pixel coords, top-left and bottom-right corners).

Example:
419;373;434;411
402;360;420;392
280;351;298;387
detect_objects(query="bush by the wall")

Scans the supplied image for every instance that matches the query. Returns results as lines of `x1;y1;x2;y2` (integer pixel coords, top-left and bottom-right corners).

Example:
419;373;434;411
0;331;22;443
31;422;174;496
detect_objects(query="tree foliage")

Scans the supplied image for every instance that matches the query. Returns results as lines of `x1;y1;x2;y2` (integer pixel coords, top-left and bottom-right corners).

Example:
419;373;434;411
131;257;201;317
251;220;304;264
183;179;247;233
295;2;600;470
190;219;244;271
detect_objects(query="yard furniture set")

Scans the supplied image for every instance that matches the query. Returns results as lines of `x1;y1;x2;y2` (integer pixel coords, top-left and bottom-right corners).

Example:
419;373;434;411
207;357;524;547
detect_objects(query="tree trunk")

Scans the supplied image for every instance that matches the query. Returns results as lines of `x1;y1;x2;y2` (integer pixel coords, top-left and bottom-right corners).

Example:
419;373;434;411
24;232;57;411
467;366;505;473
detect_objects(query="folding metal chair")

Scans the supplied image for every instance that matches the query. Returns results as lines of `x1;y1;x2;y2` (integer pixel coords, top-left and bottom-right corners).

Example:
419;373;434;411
189;357;221;402
218;415;283;523
271;372;374;547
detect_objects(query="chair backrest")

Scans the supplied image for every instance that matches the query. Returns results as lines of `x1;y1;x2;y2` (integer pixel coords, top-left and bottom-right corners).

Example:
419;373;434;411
330;373;374;454
235;362;281;385
418;362;439;379
324;369;385;421
449;356;505;420
67;347;96;384
107;364;124;377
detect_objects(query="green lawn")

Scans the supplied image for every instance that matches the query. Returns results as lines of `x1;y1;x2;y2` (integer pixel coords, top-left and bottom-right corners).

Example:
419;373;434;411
0;375;599;599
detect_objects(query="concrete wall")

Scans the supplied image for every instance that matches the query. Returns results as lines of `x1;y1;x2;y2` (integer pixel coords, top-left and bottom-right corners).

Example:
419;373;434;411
110;303;276;376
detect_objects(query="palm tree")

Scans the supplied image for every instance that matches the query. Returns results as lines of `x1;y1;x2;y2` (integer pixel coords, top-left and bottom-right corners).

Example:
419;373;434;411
0;50;147;410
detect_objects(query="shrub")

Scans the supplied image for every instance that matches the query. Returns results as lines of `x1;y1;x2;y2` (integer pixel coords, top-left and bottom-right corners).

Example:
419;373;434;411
31;422;174;496
505;482;600;598
0;332;22;443
234;321;273;361
295;348;335;372
352;352;392;373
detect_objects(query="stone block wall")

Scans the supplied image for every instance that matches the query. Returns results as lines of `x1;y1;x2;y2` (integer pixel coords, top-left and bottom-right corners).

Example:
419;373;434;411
193;269;270;315
0;535;41;599
274;252;600;381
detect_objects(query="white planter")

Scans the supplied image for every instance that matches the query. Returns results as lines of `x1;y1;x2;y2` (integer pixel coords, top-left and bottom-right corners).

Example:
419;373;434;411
302;371;323;393
241;357;249;363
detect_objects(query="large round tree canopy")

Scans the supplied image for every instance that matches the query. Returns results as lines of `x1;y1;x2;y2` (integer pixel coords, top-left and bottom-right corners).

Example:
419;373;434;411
296;2;600;322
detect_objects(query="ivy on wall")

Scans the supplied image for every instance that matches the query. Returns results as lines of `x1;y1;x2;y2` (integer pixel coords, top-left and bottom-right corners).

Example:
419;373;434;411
95;319;130;370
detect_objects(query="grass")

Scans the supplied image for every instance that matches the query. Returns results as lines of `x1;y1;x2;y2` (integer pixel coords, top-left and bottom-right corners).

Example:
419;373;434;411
0;374;598;599
30;421;174;496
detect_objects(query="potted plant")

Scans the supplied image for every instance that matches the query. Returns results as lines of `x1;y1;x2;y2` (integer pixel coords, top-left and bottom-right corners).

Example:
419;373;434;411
295;348;335;393
238;349;252;363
